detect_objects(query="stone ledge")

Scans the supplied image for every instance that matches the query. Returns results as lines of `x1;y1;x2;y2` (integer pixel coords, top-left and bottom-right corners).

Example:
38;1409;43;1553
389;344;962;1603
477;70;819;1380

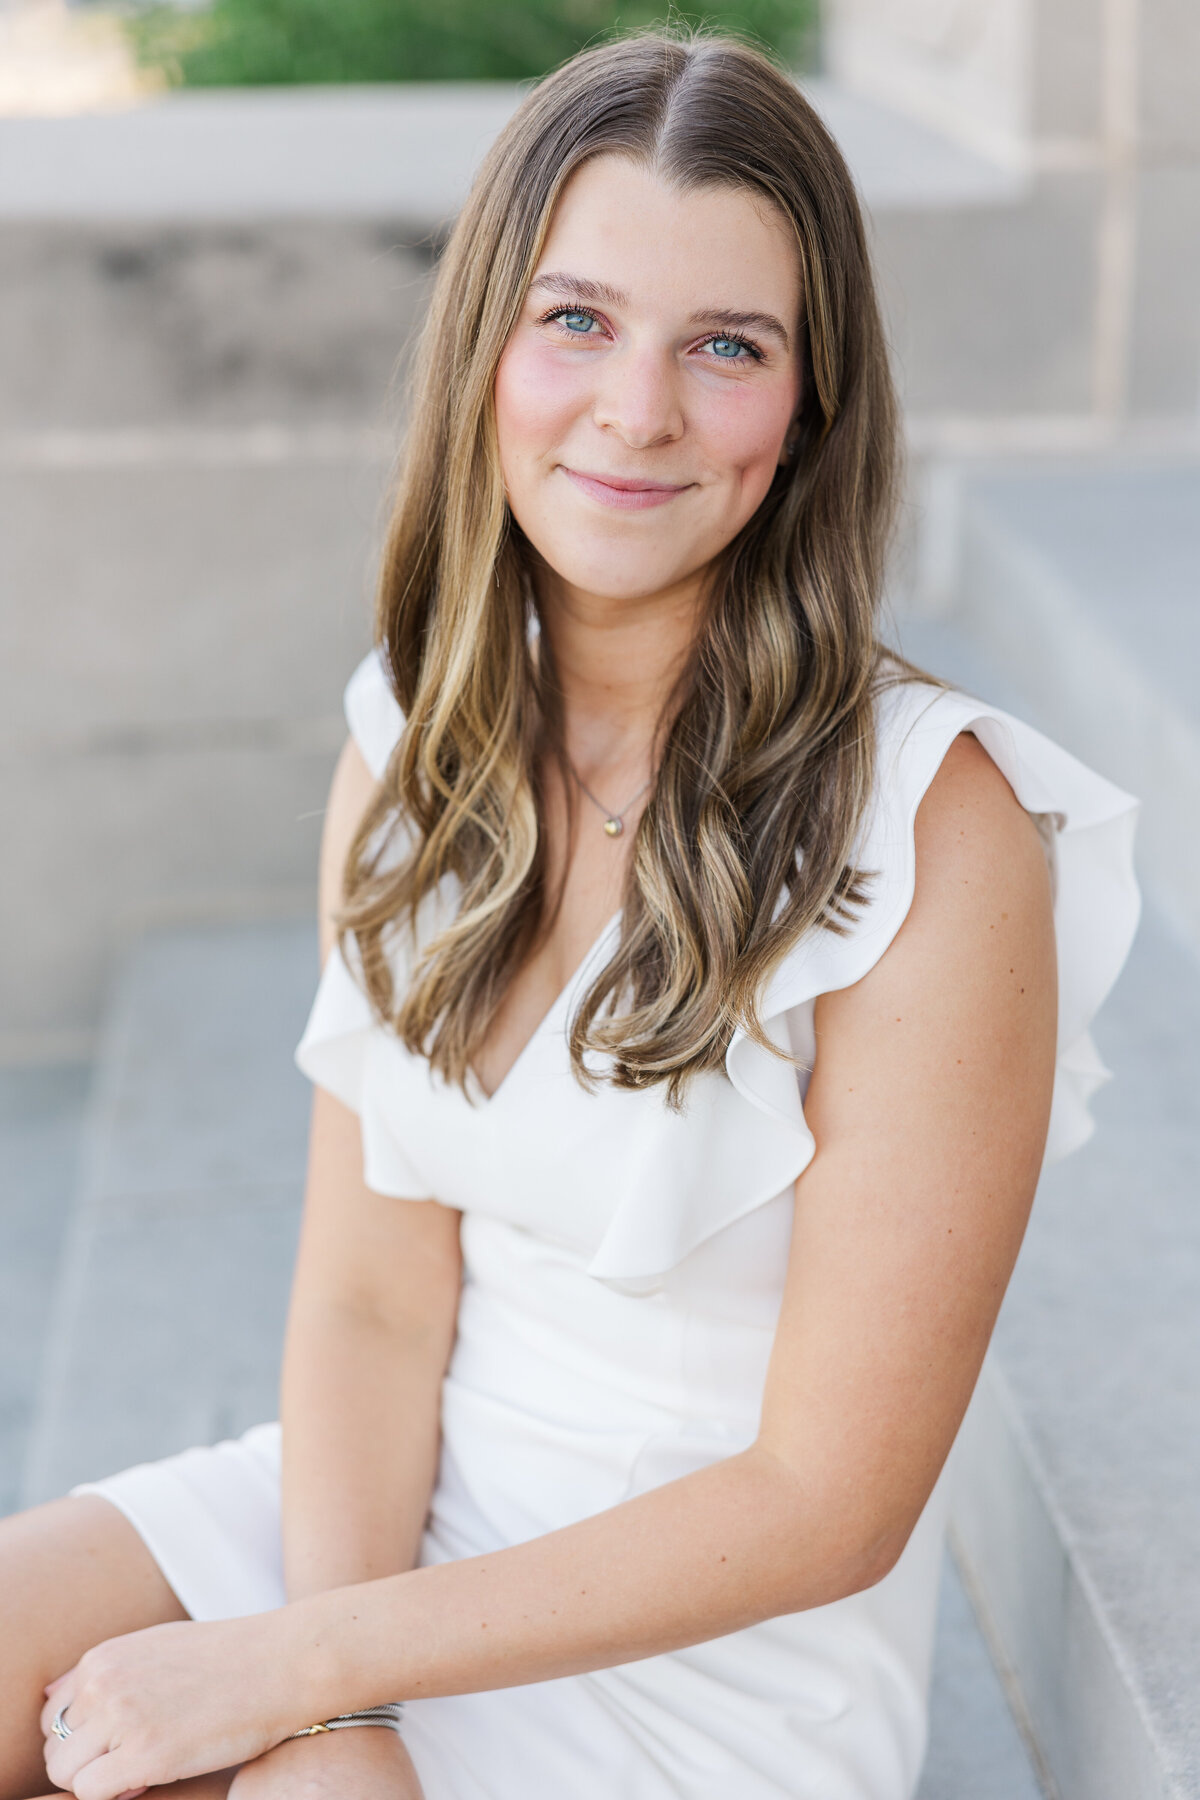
896;561;1200;1800
0;78;1023;225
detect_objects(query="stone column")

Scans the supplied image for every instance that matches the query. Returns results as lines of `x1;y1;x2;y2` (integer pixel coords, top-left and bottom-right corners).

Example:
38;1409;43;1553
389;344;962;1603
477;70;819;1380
823;0;1200;431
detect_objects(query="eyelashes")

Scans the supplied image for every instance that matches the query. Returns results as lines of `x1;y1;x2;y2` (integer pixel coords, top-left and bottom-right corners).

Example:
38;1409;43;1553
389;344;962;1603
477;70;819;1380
535;301;766;365
537;304;604;337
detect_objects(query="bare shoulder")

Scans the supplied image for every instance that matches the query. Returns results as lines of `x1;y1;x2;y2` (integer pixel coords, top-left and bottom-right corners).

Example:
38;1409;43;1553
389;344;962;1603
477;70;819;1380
318;737;379;959
811;726;1056;1096
904;729;1053;955
914;728;1041;870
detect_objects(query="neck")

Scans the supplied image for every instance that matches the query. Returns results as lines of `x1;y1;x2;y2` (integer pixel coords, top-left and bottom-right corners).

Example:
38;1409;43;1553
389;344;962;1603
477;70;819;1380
536;569;704;777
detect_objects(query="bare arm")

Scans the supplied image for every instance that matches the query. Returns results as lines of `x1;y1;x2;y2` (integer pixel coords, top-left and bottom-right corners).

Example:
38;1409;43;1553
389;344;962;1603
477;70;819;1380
280;738;462;1600
276;733;1058;1707
224;740;456;1797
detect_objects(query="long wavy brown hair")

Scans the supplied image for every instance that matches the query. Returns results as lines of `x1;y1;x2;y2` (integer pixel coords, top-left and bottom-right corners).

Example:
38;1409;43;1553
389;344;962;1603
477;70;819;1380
341;28;903;1105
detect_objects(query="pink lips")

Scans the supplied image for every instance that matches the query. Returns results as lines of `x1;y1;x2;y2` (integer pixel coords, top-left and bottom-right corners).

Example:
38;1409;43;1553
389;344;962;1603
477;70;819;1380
561;467;691;512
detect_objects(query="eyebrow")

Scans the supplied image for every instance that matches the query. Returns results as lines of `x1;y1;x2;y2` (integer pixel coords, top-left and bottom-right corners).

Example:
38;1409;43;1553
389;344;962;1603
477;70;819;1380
691;307;791;351
530;272;791;351
531;272;629;308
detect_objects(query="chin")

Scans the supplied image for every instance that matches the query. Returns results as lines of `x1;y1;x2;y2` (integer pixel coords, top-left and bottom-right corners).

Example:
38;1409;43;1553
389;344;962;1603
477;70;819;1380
547;555;689;603
532;524;699;602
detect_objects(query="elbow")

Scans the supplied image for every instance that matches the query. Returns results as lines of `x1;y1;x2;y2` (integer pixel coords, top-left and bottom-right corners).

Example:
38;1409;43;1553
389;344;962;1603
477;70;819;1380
782;1523;912;1613
834;1524;913;1598
745;1447;919;1612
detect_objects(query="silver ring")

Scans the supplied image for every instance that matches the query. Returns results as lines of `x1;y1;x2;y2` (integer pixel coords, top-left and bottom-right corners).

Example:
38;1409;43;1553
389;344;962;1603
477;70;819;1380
51;1706;73;1742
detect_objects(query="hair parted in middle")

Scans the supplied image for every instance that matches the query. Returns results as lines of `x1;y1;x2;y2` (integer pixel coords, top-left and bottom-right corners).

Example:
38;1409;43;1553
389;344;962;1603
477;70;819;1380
340;27;905;1106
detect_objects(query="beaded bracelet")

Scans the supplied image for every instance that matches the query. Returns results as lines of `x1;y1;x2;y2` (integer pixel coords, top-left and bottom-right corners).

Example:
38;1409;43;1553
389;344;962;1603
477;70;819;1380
288;1703;404;1738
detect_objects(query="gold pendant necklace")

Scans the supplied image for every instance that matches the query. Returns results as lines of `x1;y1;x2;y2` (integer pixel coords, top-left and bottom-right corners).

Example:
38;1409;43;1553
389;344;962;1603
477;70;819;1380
569;761;652;837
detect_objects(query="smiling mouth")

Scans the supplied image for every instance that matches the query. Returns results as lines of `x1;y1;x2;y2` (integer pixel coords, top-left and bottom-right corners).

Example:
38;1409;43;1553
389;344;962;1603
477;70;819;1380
560;467;693;511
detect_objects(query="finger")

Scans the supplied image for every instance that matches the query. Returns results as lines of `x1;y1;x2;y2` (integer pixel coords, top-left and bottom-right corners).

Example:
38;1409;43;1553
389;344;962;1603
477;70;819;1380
39;1681;77;1741
43;1719;108;1794
75;1752;149;1800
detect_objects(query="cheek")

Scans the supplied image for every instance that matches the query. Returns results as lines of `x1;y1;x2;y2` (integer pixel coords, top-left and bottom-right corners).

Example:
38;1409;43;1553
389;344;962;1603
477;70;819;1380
494;339;591;472
697;385;794;496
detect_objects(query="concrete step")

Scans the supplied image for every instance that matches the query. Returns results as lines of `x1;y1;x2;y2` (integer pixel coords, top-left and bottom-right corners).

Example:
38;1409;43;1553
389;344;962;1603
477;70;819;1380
0;1062;89;1517
892;457;1200;1800
20;921;315;1503
950;901;1200;1800
8;916;1046;1796
918;1556;1046;1800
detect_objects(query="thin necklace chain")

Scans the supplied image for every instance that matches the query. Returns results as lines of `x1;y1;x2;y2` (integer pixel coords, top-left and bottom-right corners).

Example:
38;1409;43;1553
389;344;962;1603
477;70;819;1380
568;759;653;838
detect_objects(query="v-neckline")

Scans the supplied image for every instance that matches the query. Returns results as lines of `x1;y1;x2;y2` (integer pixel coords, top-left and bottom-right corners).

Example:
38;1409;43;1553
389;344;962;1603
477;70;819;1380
468;910;622;1108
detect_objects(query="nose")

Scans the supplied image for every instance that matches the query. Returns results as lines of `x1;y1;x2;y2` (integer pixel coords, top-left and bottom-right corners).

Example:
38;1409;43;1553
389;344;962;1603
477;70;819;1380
591;341;684;449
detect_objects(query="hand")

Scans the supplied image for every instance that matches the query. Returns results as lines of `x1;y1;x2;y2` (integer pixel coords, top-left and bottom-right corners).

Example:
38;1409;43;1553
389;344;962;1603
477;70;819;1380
230;1729;426;1800
41;1615;294;1800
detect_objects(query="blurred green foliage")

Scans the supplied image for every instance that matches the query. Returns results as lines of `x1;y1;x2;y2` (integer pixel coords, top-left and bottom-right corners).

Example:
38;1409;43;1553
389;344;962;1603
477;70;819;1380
128;0;818;87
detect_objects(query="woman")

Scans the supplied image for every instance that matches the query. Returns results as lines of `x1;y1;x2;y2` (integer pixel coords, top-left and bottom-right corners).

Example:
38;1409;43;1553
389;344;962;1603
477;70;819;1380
2;29;1137;1800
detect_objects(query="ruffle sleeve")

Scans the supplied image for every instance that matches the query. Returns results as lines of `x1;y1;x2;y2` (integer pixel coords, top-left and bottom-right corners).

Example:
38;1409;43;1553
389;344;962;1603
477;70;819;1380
294;941;432;1198
590;684;1144;1296
587;680;1139;1293
726;680;1141;1167
343;645;403;782
293;650;431;1198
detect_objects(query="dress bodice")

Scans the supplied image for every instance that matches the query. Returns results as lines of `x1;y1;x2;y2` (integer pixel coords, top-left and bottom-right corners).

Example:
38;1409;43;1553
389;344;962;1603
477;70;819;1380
296;650;1140;1301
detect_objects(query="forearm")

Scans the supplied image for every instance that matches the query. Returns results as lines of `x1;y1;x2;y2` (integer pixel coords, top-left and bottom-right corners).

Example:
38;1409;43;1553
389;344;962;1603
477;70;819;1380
280;1306;446;1601
280;1083;460;1604
285;1444;889;1714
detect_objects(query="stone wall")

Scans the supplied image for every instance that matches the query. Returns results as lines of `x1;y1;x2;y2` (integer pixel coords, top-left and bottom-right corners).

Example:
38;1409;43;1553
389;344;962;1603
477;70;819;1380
1;217;431;1057
826;0;1200;435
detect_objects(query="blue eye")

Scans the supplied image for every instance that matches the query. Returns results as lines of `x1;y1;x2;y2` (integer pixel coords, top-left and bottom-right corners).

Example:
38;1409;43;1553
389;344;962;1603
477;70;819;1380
560;310;595;333
710;336;746;359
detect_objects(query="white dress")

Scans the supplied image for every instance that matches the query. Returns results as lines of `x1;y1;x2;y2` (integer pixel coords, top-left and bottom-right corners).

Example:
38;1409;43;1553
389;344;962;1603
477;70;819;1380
77;652;1140;1800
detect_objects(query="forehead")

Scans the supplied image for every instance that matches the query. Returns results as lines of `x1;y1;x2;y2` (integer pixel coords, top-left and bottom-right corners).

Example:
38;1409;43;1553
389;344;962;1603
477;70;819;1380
534;154;802;315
